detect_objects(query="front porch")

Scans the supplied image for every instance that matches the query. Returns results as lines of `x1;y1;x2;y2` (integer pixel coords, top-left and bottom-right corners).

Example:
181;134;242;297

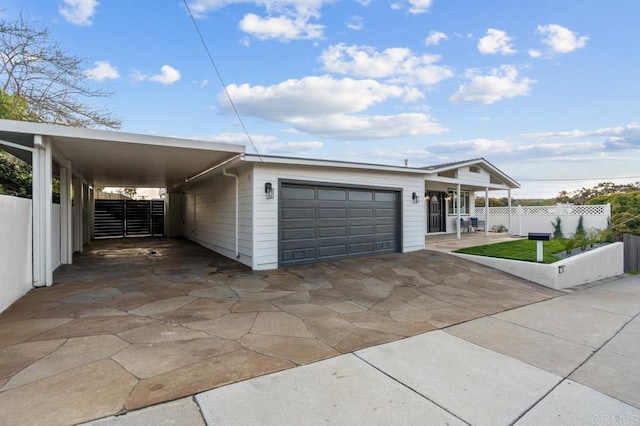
425;232;522;253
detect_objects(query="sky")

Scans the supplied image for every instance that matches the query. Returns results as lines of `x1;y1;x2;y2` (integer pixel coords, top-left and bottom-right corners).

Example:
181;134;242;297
2;0;640;198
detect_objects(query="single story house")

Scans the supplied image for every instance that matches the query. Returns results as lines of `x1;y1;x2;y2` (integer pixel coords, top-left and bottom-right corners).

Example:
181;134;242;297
0;119;518;307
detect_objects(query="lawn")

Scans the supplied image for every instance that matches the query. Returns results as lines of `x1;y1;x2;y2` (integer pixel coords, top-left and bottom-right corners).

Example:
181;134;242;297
454;239;566;264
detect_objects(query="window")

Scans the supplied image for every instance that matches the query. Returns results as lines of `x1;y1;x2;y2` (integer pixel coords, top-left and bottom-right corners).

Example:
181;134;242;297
469;166;480;173
448;190;470;215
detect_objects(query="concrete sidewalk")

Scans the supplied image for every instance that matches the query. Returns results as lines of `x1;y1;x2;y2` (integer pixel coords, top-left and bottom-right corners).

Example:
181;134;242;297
85;274;640;426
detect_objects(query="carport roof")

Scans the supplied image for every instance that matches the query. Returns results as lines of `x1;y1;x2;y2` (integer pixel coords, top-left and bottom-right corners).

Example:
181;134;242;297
0;119;245;187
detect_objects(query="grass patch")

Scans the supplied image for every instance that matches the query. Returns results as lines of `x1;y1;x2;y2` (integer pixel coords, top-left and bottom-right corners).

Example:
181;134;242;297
454;239;565;264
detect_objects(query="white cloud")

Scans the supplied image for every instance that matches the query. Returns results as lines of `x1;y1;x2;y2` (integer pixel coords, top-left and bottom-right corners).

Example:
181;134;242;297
292;112;446;139
221;75;406;120
320;43;452;86
528;49;542;58
187;0;330;40
478;28;516;55
134;65;181;85
536;24;588;54
239;13;324;40
425;30;447;46
218;75;447;139
450;65;534;105
84;61;119;81
59;0;99;26
521;122;640;151
408;0;433;14
186;131;323;154
346;15;364;31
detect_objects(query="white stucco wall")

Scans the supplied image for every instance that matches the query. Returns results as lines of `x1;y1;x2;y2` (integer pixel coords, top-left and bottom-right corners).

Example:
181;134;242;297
0;195;33;313
182;167;253;268
252;163;426;271
453;242;623;290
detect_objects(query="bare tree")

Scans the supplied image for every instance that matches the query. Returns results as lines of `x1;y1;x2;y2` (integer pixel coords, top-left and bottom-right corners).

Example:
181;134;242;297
0;15;120;128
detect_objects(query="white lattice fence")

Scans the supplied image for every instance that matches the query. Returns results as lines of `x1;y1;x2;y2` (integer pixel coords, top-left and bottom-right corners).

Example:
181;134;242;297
474;204;611;236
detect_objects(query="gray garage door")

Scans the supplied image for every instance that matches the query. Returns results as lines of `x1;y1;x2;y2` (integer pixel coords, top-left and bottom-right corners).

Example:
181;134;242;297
279;182;401;266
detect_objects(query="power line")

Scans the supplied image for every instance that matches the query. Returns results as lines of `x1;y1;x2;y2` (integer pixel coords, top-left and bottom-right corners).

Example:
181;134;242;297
182;0;263;162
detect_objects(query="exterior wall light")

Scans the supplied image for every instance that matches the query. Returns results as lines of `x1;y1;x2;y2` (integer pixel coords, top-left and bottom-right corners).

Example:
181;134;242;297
412;192;419;204
265;182;274;199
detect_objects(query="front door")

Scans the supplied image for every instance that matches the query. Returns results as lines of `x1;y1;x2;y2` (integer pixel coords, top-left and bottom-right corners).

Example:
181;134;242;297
428;192;445;233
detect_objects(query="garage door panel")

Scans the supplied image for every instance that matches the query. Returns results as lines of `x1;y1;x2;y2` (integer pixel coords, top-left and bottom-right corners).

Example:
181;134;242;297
375;192;397;202
280;183;400;266
318;188;347;201
349;241;374;254
317;244;348;258
317;207;348;219
318;226;347;238
375;208;397;218
348;190;373;201
282;247;316;262
281;186;316;200
349;208;374;218
349;224;374;236
375;224;396;234
282;228;316;241
281;207;315;219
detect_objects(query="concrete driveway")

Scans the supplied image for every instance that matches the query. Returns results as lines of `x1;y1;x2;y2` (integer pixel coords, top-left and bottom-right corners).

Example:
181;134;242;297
0;238;560;425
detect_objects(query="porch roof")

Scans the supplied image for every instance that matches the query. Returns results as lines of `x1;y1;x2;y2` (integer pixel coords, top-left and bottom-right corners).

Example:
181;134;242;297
422;157;520;190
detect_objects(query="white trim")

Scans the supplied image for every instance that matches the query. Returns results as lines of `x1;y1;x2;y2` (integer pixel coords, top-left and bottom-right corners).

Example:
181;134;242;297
0;119;244;154
243;154;428;175
0;139;35;153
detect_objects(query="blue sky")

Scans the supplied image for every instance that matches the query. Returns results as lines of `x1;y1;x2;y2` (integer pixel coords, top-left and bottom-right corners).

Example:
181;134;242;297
3;0;640;198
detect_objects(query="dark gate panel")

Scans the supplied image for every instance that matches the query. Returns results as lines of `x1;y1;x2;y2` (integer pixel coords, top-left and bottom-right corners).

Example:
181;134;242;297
623;234;640;272
279;182;401;267
94;199;164;238
94;200;125;238
125;200;151;236
151;200;165;236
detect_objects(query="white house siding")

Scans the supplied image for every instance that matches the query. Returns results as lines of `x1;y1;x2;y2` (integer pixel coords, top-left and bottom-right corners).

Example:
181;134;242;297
456;166;491;186
182;169;253;268
252;163;425;271
0;195;33;313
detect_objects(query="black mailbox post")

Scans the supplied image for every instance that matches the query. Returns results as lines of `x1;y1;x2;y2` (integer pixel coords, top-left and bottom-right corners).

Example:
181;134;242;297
528;233;551;262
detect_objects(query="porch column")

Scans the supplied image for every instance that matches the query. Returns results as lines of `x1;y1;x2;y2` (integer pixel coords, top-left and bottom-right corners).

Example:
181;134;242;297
507;189;512;236
59;160;73;264
89;183;95;240
32;135;53;286
485;187;489;236
456;183;461;239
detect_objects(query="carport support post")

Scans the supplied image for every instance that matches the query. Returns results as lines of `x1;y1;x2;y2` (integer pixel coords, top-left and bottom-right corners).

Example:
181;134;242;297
32;135;53;286
60;160;73;264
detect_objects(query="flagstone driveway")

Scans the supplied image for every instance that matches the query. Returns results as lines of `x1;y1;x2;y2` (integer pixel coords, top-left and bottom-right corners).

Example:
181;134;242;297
0;238;559;425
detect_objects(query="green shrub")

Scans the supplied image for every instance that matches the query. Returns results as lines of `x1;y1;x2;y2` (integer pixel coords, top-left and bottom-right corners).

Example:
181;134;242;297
551;216;563;239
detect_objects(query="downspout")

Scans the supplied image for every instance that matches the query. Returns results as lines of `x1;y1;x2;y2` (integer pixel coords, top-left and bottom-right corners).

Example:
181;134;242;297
223;167;240;258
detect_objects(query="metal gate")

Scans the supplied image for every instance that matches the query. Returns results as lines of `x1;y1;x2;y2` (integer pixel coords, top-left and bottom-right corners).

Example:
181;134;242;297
94;199;164;238
623;234;640;272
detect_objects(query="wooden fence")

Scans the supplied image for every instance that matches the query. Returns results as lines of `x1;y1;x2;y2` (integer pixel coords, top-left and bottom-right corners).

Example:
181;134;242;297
623;234;640;272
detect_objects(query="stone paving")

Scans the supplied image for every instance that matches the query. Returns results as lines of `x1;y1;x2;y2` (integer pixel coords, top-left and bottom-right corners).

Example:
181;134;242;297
0;238;559;425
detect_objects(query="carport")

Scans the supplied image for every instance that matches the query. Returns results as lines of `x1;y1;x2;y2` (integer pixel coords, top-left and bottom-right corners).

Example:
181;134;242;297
0;119;244;287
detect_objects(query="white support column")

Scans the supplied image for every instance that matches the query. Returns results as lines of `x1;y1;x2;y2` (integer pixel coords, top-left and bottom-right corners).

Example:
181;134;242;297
72;176;82;252
32;135;53;286
484;187;489;236
89;183;95;240
508;189;512;236
456;183;461;240
59;160;73;264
